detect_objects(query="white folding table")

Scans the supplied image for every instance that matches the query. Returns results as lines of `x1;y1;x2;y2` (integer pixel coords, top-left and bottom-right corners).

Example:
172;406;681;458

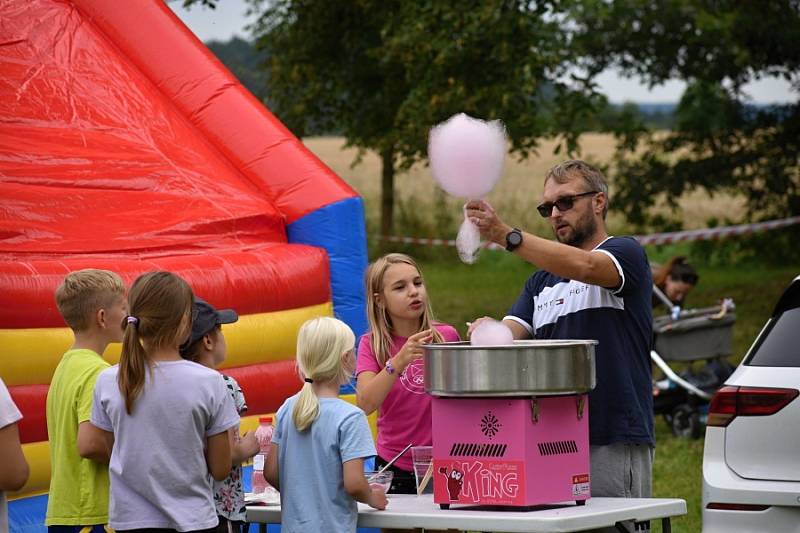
247;493;687;532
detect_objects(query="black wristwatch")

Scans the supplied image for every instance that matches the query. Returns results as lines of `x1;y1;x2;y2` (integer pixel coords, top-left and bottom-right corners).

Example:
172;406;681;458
505;228;523;251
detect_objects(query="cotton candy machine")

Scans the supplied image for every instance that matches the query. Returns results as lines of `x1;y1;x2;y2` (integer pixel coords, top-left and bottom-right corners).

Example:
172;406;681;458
424;340;597;509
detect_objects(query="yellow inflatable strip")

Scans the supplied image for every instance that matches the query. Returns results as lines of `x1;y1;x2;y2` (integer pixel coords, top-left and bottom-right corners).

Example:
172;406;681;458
11;394;376;501
10;441;50;499
0;302;332;386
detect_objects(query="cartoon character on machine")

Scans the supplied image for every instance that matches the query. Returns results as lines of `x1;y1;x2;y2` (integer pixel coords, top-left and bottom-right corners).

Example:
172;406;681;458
438;466;464;500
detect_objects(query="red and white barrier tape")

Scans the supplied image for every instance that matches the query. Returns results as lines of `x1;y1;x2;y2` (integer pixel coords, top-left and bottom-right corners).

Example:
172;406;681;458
633;216;800;246
381;216;800;249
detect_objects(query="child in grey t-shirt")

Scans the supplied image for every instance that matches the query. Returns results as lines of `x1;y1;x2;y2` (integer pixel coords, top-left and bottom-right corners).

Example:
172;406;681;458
87;272;239;532
265;317;387;533
0;378;28;533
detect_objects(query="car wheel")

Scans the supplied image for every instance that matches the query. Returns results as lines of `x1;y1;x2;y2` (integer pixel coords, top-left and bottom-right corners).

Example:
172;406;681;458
671;404;701;439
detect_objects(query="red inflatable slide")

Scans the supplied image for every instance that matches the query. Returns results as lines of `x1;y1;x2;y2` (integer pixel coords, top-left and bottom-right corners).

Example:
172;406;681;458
0;0;369;513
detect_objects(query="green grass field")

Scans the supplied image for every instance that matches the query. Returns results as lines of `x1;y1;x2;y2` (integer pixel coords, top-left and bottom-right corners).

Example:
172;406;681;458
415;249;796;533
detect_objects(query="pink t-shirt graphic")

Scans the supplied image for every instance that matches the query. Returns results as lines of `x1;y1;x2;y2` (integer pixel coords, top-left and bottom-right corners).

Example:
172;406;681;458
356;323;460;472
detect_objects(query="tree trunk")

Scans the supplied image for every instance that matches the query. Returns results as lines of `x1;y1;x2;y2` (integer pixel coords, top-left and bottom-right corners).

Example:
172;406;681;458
380;146;395;238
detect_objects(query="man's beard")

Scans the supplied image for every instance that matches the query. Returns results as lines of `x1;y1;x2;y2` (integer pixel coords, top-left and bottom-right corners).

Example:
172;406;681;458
555;212;597;248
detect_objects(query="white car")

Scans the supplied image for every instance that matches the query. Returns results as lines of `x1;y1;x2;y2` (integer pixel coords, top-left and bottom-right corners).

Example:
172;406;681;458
702;275;800;532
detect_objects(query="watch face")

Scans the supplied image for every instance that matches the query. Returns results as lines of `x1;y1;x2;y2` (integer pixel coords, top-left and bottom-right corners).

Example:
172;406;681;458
508;231;522;246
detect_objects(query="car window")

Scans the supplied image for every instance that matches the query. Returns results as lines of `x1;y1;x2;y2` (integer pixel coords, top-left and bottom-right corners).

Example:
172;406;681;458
746;307;800;367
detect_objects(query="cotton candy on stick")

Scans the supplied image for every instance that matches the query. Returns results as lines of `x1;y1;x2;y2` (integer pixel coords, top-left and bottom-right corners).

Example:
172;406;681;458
429;113;507;197
428;113;507;263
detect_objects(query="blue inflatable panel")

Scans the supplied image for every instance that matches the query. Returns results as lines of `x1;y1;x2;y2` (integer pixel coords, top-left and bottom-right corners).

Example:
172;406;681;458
287;196;368;337
8;494;47;533
287;196;368;395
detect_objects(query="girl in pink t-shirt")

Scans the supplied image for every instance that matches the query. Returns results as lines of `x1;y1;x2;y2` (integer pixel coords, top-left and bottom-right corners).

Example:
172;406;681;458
356;253;460;495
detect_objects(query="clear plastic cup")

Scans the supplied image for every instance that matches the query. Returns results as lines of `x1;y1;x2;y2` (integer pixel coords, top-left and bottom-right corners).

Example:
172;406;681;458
411;446;433;494
365;470;394;493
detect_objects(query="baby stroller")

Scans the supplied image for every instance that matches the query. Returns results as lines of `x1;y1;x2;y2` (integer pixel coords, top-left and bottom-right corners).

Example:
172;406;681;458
651;286;736;438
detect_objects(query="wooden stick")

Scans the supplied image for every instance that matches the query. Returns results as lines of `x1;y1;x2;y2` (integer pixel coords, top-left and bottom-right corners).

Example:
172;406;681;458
377;442;413;475
416;462;435;495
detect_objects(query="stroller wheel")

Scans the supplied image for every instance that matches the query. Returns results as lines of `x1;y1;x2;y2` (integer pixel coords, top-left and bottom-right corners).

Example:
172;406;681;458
671;404;702;439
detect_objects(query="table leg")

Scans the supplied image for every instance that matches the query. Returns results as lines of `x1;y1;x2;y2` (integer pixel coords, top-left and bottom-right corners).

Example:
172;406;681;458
661;518;671;533
613;520;652;532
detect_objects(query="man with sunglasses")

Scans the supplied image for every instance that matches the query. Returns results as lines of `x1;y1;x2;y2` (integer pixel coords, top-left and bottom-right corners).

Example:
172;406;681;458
465;159;655;501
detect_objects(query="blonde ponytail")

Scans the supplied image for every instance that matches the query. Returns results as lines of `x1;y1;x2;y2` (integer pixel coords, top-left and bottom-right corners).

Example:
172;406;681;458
292;383;319;433
292;317;355;431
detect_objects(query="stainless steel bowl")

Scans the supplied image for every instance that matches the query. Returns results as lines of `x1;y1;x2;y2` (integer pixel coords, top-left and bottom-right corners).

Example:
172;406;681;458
423;340;596;397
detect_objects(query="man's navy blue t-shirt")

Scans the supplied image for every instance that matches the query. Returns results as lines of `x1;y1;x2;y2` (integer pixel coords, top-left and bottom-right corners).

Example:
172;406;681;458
504;236;655;446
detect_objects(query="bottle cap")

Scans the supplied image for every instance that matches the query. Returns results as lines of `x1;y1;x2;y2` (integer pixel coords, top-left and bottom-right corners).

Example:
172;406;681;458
259;416;273;424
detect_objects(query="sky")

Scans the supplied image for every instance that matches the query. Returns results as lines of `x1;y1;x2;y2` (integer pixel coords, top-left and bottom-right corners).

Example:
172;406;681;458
168;0;796;104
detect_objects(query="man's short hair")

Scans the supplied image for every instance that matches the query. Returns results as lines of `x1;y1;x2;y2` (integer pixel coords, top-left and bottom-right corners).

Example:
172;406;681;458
55;269;125;331
545;159;610;218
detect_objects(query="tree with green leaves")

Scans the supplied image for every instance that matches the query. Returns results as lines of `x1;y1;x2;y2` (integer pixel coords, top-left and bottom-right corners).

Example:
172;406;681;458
185;0;799;243
568;1;800;230
185;0;609;235
206;37;269;102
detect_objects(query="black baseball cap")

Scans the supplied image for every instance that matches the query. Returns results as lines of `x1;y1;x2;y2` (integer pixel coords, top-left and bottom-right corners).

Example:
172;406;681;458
179;297;238;356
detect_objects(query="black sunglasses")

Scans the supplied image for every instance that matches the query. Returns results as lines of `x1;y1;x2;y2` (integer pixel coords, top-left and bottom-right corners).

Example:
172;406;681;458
536;191;598;218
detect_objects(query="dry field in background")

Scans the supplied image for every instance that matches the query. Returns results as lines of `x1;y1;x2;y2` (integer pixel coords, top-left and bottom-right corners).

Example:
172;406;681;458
303;135;747;237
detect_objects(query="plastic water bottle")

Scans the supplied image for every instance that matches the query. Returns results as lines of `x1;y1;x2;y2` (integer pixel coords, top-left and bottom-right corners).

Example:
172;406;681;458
251;416;275;494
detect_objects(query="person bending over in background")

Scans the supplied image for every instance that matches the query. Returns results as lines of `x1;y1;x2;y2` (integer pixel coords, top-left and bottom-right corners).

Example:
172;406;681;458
652;256;699;309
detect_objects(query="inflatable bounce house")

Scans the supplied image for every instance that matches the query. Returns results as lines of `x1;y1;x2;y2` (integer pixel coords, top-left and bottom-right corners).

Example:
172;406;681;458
1;1;369;530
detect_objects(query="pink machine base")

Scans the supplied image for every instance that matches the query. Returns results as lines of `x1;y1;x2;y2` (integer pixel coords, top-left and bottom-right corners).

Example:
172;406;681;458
432;395;590;508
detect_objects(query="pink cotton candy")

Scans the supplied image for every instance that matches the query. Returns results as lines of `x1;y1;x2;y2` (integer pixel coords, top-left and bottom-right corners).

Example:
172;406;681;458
428;113;507;199
470;319;515;346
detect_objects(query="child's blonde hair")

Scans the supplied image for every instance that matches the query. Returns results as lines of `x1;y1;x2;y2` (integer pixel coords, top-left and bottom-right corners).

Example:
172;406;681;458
118;271;193;415
293;317;355;432
55;269;126;331
364;253;443;366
